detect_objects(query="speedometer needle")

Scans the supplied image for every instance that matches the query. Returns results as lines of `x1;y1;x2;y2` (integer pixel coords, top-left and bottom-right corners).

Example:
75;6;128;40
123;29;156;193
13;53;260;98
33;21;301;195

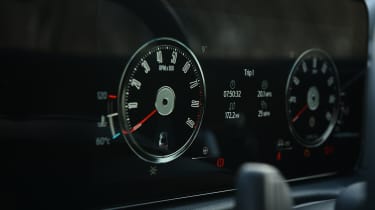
123;109;157;135
292;104;308;123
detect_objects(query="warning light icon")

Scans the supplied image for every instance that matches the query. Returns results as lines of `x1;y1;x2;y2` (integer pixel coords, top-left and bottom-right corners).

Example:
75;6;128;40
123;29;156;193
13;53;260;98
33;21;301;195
216;158;225;168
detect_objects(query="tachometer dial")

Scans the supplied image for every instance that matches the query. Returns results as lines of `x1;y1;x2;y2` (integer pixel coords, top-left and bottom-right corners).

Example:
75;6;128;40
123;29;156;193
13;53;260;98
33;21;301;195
286;49;340;147
118;38;206;163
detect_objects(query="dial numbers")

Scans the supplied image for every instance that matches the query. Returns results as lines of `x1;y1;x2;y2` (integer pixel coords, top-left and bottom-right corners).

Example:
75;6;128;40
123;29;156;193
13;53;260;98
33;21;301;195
171;51;178;64
130;78;141;90
127;102;138;109
118;38;206;163
156;50;163;64
141;60;151;74
189;79;199;89
182;62;191;74
286;49;340;147
191;100;200;108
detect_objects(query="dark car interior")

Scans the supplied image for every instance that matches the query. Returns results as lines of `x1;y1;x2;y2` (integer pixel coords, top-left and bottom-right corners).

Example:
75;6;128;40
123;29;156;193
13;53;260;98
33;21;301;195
4;0;375;209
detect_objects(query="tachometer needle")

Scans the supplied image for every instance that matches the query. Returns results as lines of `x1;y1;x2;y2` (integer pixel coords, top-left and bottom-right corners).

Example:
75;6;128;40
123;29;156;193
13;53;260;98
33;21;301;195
292;104;308;123
123;109;157;135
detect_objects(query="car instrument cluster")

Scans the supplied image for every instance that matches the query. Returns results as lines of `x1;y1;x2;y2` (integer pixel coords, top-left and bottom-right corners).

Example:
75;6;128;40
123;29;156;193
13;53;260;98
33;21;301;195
0;0;368;208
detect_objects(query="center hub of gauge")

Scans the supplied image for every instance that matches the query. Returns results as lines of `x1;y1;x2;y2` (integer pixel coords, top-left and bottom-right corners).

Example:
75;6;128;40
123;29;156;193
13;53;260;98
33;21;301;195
155;86;176;116
307;86;320;111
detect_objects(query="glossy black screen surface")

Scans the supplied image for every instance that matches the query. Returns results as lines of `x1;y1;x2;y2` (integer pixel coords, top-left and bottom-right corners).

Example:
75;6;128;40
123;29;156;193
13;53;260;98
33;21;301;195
1;0;367;208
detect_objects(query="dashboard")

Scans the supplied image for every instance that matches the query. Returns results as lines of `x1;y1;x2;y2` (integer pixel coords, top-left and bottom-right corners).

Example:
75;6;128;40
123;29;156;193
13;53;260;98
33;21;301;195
3;0;371;209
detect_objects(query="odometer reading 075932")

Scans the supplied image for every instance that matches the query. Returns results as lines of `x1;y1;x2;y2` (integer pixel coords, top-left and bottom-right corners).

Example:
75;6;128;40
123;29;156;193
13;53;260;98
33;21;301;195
118;38;206;163
286;49;340;148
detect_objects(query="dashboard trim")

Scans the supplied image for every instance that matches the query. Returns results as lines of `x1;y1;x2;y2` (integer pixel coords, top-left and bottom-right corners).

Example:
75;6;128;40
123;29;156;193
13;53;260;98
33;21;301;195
287;172;338;183
105;189;236;210
293;199;335;209
106;172;338;209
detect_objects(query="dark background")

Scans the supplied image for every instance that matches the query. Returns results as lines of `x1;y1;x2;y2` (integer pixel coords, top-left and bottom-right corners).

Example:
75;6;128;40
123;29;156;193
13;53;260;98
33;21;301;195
1;0;368;208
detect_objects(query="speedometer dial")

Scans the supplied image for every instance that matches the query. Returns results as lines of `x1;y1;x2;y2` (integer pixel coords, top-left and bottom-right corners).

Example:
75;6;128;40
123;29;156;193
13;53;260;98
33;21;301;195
286;49;340;147
118;38;206;163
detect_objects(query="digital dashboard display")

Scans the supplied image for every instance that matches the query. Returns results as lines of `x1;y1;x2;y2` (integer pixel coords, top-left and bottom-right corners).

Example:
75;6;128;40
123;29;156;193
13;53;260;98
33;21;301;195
1;0;368;208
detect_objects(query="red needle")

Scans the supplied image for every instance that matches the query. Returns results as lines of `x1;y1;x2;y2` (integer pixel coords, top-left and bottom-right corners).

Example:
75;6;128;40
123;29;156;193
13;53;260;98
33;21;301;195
123;109;157;135
292;104;308;123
